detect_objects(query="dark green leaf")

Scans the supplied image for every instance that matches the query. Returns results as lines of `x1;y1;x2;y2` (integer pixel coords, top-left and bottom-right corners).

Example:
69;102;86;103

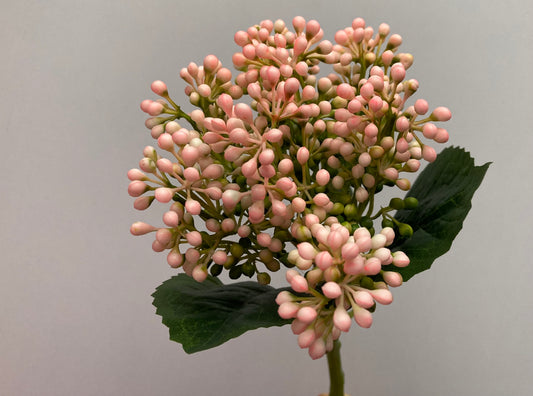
152;274;290;353
390;146;490;281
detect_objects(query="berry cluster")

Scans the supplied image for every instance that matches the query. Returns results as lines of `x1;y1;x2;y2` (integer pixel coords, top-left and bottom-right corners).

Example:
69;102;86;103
277;217;409;358
129;16;451;357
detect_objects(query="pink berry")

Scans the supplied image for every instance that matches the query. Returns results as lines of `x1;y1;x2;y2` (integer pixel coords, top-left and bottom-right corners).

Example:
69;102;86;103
297;147;310;164
434;128;449;143
315;251;333;270
297;242;317;260
414;99;429;115
297;306;318;323
353;306;373;328
163;211;179;227
290;274;309;293
192;266;207;282
298;329;316;349
308;338;326;360
341;243;360;260
151;80;168;96
234;30;249;46
155;188;174;203
133;196;153;211
431;106;452;121
203;54;219;72
167;250;183;268
130;222;156;236
128;181;147;197
333;306;352;332
185;199;201;215
257;233;272;247
383;271;403;287
422;145;437;162
313;193;330;207
278;302;299;319
221;218;236;233
186;231;202;246
322;282;342;299
354;291;374;308
369;289;393;305
155;228;173;245
392;251;410;267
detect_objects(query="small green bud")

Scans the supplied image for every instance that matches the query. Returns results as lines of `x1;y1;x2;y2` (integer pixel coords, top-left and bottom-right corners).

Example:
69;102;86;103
273;230;291;242
341;221;352;233
257;272;271;285
404;197;419;209
381;218;395;229
223;255;236;269
230;243;244;258
398;223;413;237
228;265;242;279
331;96;348;109
330;202;344;215
265;260;281;272
242;262;256;277
389;197;405;210
360;216;373;229
210;264;223;277
360;276;374;289
344;204;357;220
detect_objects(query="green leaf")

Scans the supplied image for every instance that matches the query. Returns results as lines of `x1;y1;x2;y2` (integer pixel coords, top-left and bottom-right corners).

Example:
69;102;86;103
152;274;290;353
390;146;490;281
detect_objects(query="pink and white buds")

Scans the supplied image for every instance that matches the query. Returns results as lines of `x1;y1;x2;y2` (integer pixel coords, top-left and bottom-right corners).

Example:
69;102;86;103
278;302;300;319
392;251;410;267
151;80;168;96
297;242;317;260
383;271;403;287
130;222;157;236
333;306;352;332
431;106;452;122
353;306;373;328
298;329;316;349
167;250;183;268
297;306;318;323
297;147;310;164
390;63;406;82
185;199;201;215
132;18;432;359
316;169;330;186
322;282;342;299
128;181;148;197
287;271;309;293
308;338;326;360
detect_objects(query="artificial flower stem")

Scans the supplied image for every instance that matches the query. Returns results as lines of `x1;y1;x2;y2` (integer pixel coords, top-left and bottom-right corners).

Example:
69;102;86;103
326;340;345;396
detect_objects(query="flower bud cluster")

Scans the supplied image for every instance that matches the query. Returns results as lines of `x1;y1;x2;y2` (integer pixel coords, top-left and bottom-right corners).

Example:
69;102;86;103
129;17;448;337
276;219;408;359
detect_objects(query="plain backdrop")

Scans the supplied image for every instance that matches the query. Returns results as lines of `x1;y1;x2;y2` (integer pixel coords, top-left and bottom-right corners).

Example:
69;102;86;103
1;1;532;395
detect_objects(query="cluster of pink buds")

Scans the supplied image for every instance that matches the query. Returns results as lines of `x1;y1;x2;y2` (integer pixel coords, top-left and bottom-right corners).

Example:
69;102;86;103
129;16;451;355
276;217;408;359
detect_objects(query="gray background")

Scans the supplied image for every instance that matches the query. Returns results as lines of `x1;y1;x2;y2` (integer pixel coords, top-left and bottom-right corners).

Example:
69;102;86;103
1;1;532;395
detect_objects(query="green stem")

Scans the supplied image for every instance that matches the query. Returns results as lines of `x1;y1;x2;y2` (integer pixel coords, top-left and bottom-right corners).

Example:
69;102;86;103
326;340;345;396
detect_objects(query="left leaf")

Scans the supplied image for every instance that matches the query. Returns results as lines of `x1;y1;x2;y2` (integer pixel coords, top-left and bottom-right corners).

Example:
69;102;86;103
152;274;290;353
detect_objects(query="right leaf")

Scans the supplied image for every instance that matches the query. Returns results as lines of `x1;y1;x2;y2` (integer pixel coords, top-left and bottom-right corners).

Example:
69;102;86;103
390;146;490;281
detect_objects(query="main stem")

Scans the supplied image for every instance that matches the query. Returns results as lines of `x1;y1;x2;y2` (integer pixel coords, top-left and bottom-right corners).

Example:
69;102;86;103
326;340;345;396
